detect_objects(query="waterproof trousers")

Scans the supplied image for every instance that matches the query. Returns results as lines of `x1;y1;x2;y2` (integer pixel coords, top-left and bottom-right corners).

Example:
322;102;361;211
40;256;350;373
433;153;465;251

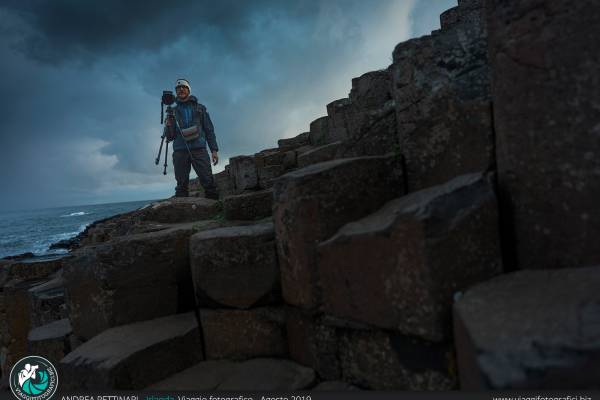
172;148;219;199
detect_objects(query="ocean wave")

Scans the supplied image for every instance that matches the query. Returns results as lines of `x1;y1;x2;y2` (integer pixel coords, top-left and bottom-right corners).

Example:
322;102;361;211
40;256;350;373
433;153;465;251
61;211;91;217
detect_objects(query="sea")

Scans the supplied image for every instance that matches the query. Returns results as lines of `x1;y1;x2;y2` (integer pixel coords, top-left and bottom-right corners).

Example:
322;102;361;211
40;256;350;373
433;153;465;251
0;199;157;259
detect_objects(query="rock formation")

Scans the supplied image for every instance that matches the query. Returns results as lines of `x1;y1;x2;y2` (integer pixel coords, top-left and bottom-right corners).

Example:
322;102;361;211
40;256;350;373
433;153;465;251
1;0;598;391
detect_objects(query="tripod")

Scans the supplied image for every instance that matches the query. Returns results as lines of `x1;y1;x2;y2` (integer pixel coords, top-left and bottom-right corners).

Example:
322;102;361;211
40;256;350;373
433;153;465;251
155;104;201;175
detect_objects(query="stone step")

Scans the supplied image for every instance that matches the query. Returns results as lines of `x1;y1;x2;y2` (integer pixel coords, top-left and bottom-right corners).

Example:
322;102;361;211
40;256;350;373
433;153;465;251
190;222;279;308
272;154;404;309
64;221;224;341
27;318;72;366
138;197;221;223
297;142;342;168
318;172;502;342
222;189;273;221
60;312;203;390
28;271;66;328
278;132;310;149
453;266;600;389
200;307;287;360
148;358;315;391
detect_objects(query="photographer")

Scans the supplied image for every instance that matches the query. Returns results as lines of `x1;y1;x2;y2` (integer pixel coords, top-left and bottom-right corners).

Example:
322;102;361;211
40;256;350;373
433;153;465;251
164;78;220;199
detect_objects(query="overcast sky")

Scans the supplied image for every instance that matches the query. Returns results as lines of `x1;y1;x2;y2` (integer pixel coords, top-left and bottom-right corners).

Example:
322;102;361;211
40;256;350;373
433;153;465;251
0;0;455;211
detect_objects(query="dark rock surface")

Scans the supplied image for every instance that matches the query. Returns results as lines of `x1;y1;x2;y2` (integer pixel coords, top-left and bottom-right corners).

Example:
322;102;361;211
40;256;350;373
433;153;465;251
273;155;404;309
487;0;600;270
64;222;218;340
338;329;456;390
190;222;280;308
60;312;202;390
454;266;600;389
138;197;221;223
391;0;493;192
286;308;340;380
222;189;273;221
319;172;502;341
229;155;259;193
199;307;287;360
27;318;72;366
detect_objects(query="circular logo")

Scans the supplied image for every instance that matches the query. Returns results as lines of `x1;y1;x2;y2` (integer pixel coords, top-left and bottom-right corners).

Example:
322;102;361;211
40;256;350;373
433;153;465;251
9;356;58;400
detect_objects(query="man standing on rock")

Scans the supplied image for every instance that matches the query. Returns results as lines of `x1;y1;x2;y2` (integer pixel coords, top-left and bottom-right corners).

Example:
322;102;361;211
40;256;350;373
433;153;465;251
165;78;220;199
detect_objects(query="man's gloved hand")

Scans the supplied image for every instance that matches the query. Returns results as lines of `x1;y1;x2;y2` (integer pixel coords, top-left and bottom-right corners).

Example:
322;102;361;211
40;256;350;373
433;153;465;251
211;151;219;166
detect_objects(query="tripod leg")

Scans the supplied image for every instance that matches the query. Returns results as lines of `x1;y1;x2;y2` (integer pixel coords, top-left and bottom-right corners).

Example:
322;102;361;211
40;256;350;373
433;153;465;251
155;135;165;165
163;140;169;175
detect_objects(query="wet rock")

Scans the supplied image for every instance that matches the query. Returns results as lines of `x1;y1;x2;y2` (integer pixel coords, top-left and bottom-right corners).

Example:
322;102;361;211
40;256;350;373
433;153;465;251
318;172;502;341
391;0;492;192
454;266;600;389
222;189;273;221
338;329;456;390
230;155;259;193
27;318;72;366
190;222;279;308
272;155;404;309
200;307;287;360
487;0;600;270
60;312;202;390
64;222;220;340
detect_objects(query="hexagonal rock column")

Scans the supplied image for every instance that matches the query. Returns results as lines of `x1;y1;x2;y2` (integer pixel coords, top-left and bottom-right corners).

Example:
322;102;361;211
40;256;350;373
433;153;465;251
27;318;72;366
64;222;219;341
454;266;600;389
60;312;203;390
487;0;600;270
277;132;310;149
139;197;220;223
286;308;340;380
28;273;66;328
190;222;280;308
229;155;259;193
199;307;287;360
297;142;342;168
222;189;273;221
391;0;492;192
318;172;502;342
273;155;404;310
338;329;456;390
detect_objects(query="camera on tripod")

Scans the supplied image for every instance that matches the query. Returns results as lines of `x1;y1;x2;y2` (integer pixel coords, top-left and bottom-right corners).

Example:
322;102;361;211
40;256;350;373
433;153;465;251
155;90;177;175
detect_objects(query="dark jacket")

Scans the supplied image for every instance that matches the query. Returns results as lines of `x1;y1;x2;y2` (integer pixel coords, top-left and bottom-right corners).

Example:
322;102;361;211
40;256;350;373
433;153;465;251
166;95;218;152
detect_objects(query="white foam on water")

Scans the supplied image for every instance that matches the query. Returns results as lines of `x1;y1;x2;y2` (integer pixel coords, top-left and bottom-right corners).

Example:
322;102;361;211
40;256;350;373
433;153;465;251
61;211;91;217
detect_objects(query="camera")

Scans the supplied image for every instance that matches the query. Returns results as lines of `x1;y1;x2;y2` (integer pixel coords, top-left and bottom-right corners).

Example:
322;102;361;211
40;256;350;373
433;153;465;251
162;90;175;106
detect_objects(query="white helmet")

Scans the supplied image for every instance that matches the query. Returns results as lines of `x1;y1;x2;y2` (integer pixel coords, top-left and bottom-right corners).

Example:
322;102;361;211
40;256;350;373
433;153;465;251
175;78;191;92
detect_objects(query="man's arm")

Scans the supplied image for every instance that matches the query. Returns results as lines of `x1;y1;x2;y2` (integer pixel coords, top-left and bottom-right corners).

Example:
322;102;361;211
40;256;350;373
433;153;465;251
203;109;219;152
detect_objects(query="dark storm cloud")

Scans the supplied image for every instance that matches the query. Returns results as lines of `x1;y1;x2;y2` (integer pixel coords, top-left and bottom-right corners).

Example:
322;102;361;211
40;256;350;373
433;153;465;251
0;0;456;211
2;0;314;63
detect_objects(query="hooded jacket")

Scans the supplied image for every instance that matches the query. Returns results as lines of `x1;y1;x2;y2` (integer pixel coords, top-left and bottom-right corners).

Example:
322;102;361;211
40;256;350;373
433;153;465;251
166;95;219;152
